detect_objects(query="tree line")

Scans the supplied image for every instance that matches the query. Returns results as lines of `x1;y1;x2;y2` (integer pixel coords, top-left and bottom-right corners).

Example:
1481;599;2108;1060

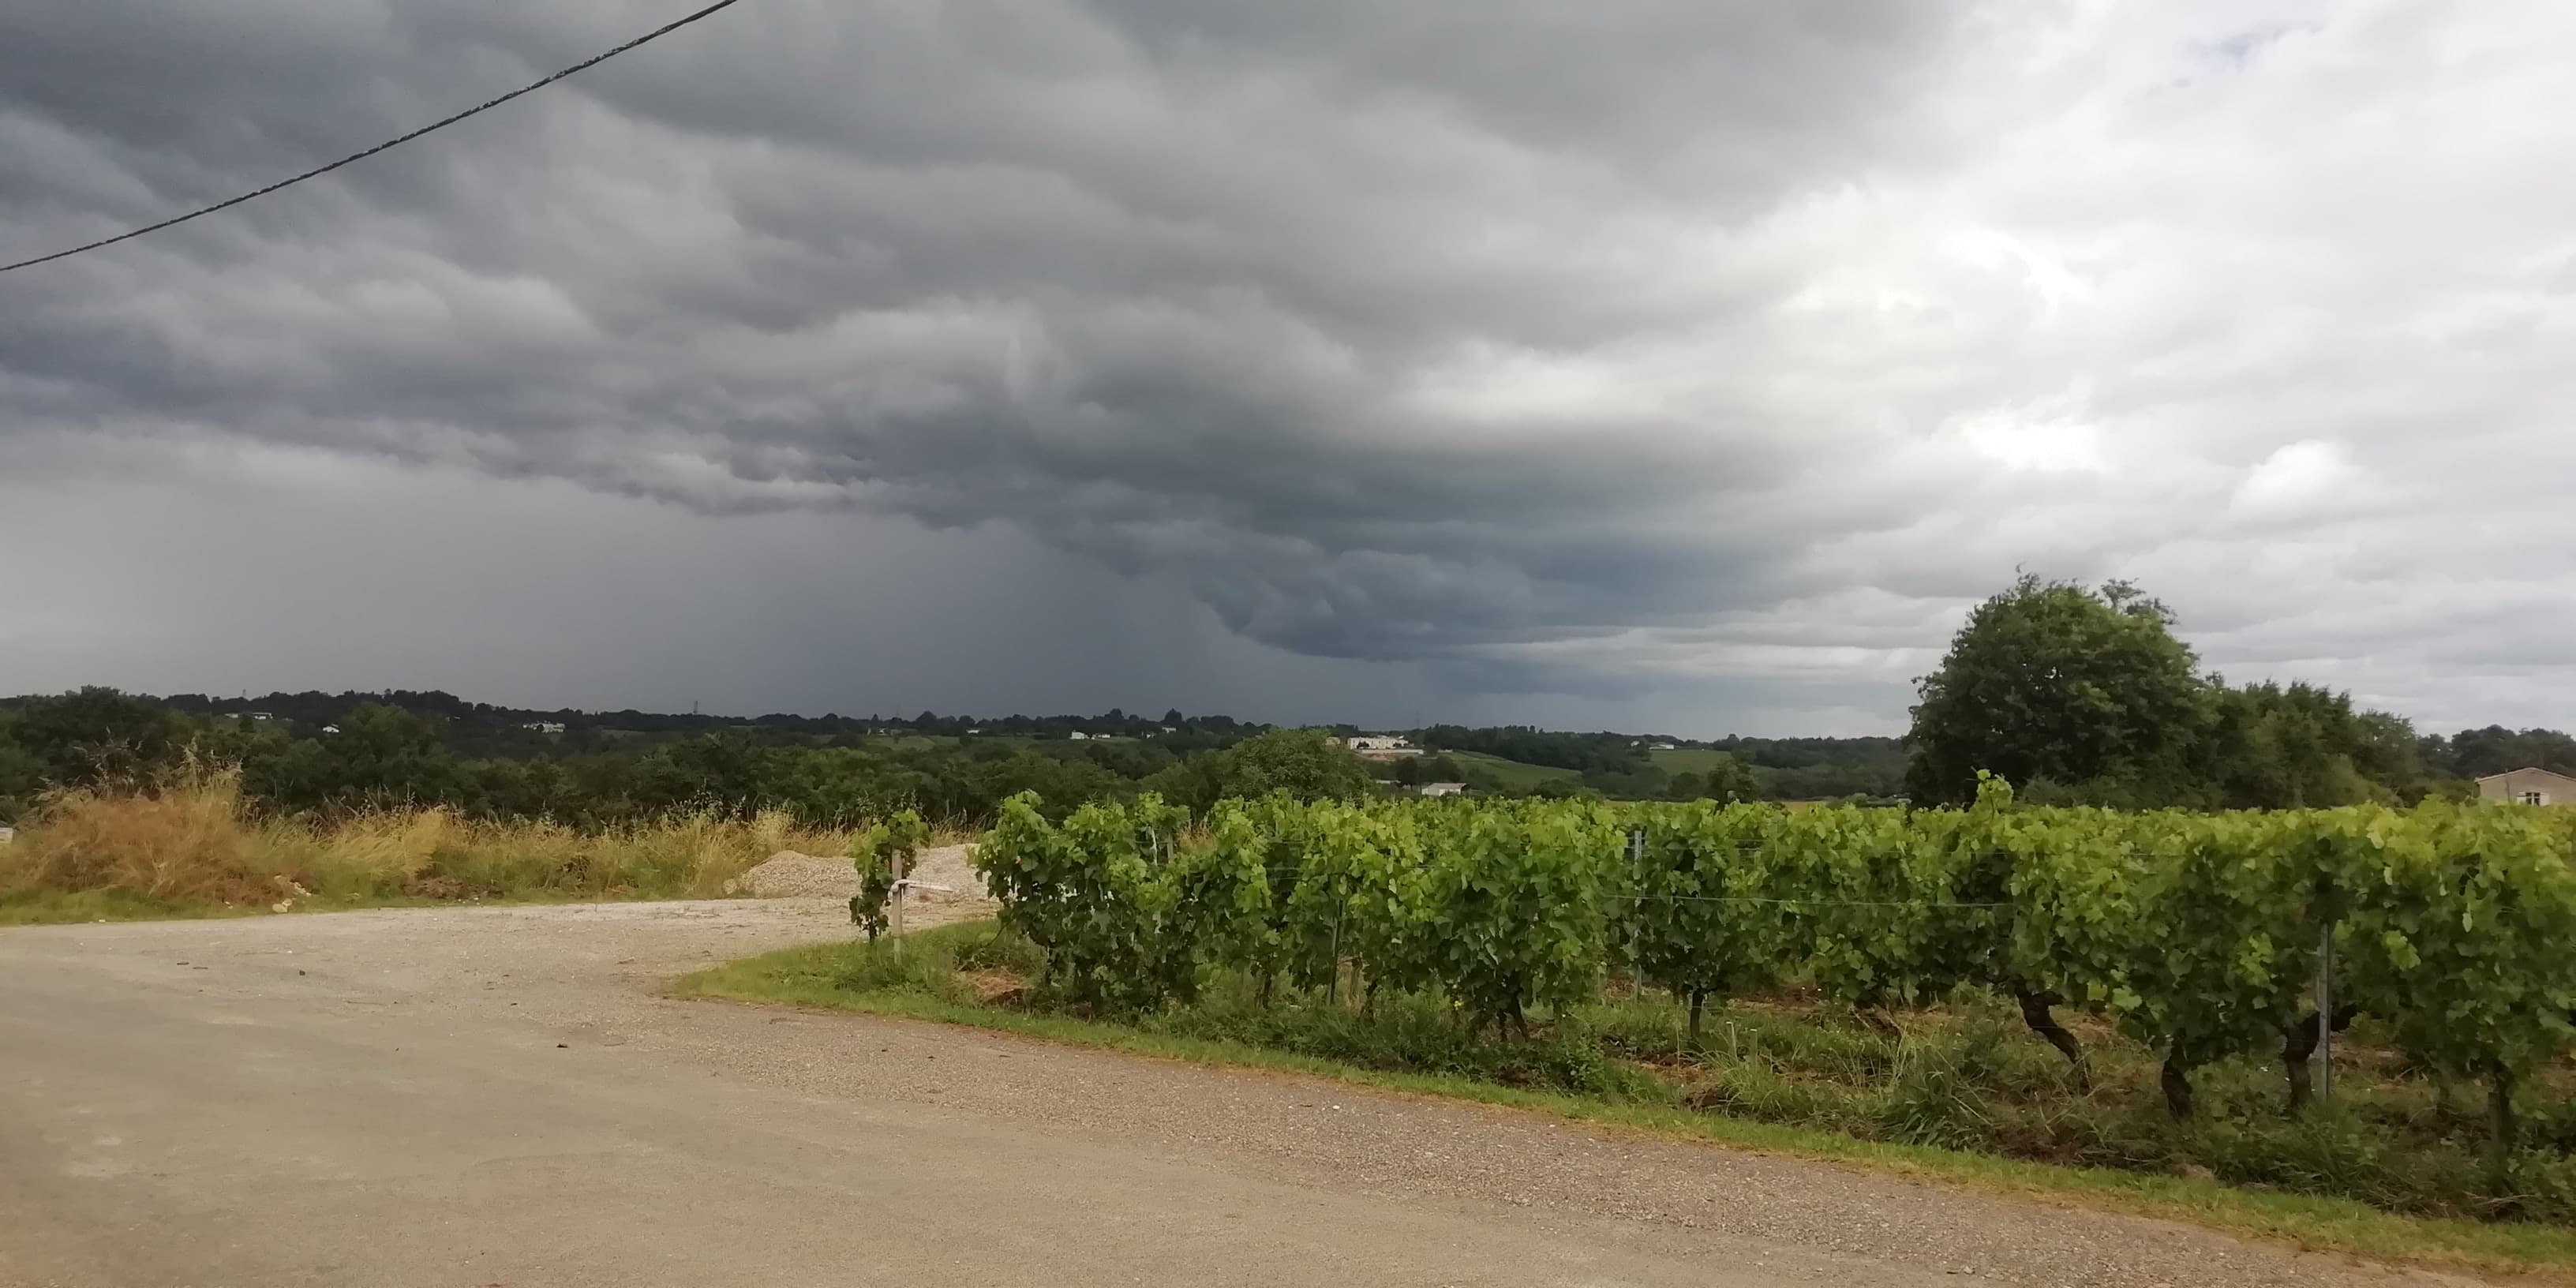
5;581;2555;829
0;686;1814;825
1;689;1766;826
1901;575;2548;809
0;689;1375;826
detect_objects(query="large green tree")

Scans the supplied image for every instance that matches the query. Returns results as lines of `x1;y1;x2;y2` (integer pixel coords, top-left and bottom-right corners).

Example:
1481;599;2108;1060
244;703;464;810
2198;681;2415;808
1906;577;2434;809
1666;752;1761;802
1905;576;2211;806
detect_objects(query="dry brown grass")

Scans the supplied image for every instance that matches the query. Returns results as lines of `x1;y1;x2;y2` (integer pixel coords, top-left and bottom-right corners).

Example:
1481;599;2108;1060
925;817;984;848
2;767;271;904
0;769;864;912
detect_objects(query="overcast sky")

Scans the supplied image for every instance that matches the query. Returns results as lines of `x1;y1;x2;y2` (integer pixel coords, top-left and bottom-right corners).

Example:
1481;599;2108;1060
4;2;2571;736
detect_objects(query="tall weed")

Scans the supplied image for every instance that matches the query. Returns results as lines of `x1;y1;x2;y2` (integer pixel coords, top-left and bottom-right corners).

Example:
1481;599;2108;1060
3;766;267;902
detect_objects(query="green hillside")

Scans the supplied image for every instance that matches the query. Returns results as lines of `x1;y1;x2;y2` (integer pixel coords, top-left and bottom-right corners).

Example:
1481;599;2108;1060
1445;751;1583;792
1647;747;1740;777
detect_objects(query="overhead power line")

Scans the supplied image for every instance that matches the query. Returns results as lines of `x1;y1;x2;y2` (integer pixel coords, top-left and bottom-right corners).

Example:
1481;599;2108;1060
0;0;752;275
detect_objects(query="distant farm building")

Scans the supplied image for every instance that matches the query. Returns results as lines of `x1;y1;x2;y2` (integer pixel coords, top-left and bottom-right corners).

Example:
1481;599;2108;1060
1416;782;1469;797
1346;736;1422;761
523;721;567;736
2477;766;2576;806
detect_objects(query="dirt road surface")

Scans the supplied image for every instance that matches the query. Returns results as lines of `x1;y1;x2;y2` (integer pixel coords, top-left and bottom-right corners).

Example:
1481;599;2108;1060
0;901;2492;1288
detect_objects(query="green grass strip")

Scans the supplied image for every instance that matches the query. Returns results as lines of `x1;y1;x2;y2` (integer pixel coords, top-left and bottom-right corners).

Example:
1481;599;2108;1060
0;889;257;926
675;927;2576;1283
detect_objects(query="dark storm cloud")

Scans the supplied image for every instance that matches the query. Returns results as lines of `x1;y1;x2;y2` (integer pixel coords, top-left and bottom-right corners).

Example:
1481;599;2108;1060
1;0;1955;671
6;1;2576;728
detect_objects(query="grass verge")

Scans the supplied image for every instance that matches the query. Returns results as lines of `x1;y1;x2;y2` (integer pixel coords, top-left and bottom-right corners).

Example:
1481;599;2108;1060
675;921;2576;1283
0;888;259;927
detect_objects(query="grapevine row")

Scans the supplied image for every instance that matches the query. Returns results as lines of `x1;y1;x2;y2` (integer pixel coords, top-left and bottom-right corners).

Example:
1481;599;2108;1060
970;780;2576;1125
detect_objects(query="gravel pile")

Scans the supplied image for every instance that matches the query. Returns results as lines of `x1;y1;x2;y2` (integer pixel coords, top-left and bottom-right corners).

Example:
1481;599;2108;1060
725;851;856;898
726;843;988;902
904;844;989;903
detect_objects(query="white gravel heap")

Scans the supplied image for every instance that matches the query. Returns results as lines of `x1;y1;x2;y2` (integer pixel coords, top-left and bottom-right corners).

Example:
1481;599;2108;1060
727;844;987;901
725;851;857;898
903;844;988;902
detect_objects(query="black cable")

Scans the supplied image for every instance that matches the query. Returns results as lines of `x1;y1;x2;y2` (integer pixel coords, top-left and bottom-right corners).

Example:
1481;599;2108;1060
0;0;752;275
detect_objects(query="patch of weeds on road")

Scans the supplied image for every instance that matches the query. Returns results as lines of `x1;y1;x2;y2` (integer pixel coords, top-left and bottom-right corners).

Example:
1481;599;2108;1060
679;920;2576;1283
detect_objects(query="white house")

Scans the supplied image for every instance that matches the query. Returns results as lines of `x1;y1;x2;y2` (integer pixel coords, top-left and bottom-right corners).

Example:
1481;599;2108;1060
1346;736;1422;761
320;724;341;736
2477;766;2576;806
522;721;566;736
1416;782;1469;797
1069;731;1091;741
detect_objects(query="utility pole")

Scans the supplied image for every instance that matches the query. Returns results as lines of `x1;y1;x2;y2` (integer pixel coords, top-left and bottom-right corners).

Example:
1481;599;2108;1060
2313;922;2336;1103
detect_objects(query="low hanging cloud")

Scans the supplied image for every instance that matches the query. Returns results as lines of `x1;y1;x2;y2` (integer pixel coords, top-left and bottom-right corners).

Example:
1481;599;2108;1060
5;1;2574;726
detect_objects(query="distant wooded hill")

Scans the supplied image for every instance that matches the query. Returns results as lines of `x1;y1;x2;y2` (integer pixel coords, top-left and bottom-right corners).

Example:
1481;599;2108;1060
4;687;2561;825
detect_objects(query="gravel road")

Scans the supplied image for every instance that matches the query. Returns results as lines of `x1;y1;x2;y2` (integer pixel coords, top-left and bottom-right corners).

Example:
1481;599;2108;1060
0;900;2496;1288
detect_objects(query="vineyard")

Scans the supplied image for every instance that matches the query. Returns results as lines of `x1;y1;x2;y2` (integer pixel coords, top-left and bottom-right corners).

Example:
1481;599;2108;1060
964;780;2576;1221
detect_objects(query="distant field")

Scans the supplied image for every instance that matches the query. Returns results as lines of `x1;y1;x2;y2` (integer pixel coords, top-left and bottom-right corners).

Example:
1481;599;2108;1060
1444;751;1582;791
1647;748;1742;776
